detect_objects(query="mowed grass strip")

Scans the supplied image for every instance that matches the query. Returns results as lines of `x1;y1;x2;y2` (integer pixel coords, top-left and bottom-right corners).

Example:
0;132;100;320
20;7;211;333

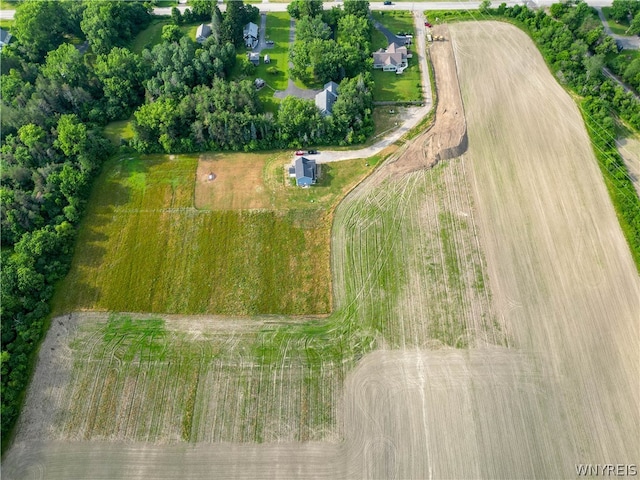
52;153;332;315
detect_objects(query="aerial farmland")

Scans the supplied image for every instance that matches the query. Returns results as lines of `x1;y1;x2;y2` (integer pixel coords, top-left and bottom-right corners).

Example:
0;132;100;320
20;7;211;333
2;4;639;480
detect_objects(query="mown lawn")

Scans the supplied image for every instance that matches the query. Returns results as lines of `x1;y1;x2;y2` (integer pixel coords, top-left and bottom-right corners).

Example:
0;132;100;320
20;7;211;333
52;149;371;316
371;11;415;36
230;12;291;113
130;18;171;53
372;62;422;102
601;7;634;36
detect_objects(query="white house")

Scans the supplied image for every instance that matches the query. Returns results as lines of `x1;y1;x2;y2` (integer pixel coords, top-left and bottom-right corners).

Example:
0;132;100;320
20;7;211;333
372;42;409;74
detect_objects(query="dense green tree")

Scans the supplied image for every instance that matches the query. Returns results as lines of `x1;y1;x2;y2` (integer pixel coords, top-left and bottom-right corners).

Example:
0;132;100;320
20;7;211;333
296;15;333;42
94;47;146;119
190;0;214;20
81;0;151;55
343;0;369;18
287;0;323;20
211;5;224;45
171;6;183;25
609;0;640;23
54;115;88;157
277;96;324;145
12;0;66;62
162;24;184;43
41;44;88;88
629;11;640;34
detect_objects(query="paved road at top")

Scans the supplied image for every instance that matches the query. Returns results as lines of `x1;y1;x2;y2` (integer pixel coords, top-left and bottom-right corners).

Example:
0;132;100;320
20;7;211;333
0;0;615;20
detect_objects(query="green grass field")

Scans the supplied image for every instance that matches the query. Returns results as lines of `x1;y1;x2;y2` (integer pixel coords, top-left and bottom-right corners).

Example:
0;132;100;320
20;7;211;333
103;119;135;146
372;63;422;102
52;149;373;317
601;7;634;36
53;155;498;444
371;11;416;36
130;18;171;54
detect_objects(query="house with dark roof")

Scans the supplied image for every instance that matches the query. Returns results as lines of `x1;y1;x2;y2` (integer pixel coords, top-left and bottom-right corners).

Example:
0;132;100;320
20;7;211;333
196;24;211;44
290;157;317;187
0;28;12;50
243;22;259;49
373;42;409;74
315;81;339;116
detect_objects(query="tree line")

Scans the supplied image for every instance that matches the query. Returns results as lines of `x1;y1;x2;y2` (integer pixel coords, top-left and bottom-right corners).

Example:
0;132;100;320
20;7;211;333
128;0;374;152
0;0;377;446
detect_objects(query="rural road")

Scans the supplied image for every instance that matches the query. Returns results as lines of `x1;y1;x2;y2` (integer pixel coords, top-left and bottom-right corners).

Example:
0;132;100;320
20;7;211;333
596;7;640;50
0;1;616;20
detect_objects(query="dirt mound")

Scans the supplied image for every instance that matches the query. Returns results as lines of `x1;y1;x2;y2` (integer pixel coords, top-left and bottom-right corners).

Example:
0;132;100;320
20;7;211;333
386;25;467;177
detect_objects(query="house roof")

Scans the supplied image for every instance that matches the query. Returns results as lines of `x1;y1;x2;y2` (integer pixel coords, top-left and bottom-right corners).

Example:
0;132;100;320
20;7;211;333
0;28;12;46
295;157;316;185
372;42;408;66
196;24;211;39
324;81;339;95
315;89;338;115
244;22;258;38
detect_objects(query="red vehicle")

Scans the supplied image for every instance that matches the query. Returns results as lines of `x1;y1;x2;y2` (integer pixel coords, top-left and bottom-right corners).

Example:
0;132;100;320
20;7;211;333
425;21;432;27
295;150;305;156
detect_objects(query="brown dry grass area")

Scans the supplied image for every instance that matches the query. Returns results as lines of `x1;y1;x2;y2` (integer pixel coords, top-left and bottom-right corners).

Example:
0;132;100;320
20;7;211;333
195;153;272;210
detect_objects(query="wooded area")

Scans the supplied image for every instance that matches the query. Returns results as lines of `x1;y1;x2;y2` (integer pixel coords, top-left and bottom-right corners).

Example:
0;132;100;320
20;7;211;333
0;0;375;447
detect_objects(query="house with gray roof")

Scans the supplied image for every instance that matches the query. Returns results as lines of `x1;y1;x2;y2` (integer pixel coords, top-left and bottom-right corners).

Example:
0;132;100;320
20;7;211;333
290;157;317;187
243;22;259;49
196;24;211;44
315;81;339;116
248;52;260;66
0;28;12;50
373;42;409;73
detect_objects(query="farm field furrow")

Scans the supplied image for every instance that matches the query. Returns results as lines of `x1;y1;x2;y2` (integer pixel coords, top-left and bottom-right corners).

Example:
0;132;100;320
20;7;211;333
450;20;640;471
4;20;639;480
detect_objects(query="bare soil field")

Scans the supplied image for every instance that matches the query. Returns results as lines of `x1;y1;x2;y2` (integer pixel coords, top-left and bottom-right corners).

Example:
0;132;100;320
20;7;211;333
4;21;639;479
617;135;640;196
378;24;467;180
450;20;640;471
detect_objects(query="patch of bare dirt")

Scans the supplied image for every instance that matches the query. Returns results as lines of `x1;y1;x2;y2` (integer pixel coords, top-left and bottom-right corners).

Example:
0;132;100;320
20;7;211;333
384;25;467;178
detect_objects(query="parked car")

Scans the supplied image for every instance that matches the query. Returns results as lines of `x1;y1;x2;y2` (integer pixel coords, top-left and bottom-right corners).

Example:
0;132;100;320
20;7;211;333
266;40;274;45
307;150;318;155
295;150;305;156
425;22;432;27
384;1;393;5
